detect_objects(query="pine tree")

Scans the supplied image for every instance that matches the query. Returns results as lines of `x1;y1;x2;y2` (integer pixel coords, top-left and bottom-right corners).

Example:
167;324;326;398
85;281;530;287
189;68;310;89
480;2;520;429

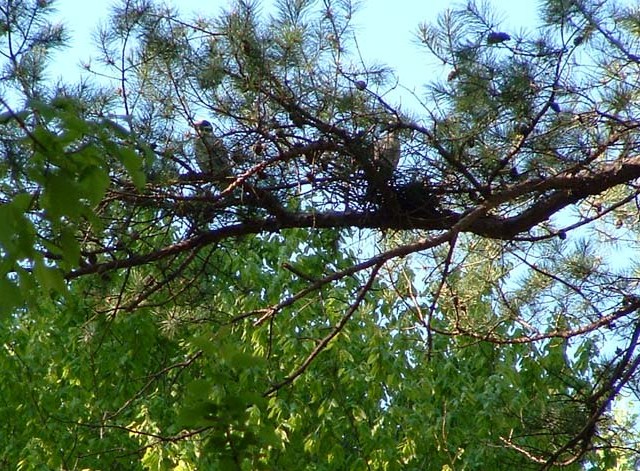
1;0;640;469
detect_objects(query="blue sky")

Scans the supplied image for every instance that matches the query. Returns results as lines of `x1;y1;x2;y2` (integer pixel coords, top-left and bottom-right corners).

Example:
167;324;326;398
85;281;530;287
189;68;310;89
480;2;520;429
51;0;539;91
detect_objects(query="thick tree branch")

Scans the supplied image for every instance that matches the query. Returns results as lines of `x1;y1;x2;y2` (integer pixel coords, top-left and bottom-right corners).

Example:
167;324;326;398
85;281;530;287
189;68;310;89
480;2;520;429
67;155;640;279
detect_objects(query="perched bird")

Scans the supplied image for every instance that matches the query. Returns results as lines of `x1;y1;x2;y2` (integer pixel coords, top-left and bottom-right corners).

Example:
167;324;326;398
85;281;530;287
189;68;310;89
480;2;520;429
486;31;511;44
193;119;232;178
373;123;401;182
355;80;367;91
363;123;402;206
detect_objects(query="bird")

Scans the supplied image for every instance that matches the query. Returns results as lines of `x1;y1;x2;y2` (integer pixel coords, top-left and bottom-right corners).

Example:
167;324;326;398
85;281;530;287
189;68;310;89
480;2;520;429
362;123;402;206
193;119;232;179
373;123;401;183
487;31;511;44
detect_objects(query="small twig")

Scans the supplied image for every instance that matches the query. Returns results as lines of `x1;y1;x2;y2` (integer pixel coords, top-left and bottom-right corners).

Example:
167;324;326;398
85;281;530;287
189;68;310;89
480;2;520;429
282;262;316;282
105;351;203;420
426;233;458;360
263;262;383;396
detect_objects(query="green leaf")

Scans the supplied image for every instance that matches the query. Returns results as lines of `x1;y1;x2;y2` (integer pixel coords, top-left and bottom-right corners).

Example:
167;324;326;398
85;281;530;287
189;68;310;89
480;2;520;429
0;276;23;315
78;165;110;204
118;146;146;189
0;194;35;259
177;401;220;428
33;261;66;294
58;227;81;269
41;173;82;219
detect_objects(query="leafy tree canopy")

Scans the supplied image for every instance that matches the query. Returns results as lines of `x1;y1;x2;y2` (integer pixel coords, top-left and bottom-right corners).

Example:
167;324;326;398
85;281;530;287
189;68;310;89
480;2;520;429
1;0;640;469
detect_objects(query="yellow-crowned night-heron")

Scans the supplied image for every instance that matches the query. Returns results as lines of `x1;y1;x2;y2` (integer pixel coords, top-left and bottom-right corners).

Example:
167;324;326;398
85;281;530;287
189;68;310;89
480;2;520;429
373;123;401;182
193;120;232;179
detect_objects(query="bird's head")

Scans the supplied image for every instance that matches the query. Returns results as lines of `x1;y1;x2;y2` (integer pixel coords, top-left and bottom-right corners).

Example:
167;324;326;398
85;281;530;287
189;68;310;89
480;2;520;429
193;120;213;135
380;120;400;134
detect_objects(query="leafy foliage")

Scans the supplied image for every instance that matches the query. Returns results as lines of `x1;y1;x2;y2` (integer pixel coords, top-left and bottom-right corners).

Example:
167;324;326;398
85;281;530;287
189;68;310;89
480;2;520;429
1;0;640;469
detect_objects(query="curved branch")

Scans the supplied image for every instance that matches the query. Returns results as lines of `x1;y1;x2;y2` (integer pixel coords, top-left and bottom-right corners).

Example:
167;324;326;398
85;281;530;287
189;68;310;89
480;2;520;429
67;155;640;279
263;261;383;396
